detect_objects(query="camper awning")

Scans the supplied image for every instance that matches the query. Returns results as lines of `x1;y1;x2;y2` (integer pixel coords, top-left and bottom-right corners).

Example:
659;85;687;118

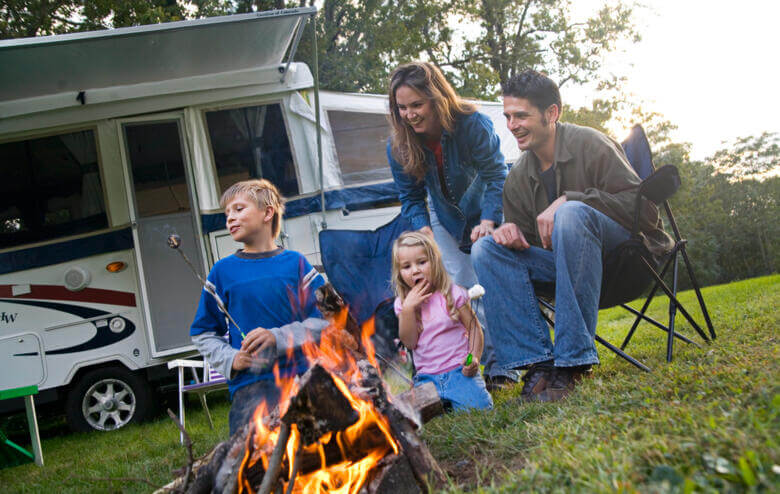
0;8;315;104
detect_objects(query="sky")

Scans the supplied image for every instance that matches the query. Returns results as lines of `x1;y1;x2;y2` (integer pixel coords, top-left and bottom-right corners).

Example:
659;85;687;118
567;0;780;160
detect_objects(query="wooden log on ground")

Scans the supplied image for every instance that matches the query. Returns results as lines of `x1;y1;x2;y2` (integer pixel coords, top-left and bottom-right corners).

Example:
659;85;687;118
357;360;446;489
394;382;443;424
366;454;421;494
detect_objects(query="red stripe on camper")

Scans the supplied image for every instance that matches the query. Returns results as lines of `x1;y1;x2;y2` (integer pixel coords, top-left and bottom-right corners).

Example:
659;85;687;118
0;285;136;307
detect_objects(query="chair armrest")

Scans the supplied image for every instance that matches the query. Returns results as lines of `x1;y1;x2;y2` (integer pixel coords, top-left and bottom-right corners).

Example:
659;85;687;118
167;359;205;370
639;165;681;204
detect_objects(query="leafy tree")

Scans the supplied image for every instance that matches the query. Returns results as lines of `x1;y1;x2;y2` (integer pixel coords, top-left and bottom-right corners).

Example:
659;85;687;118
431;0;639;98
0;1;188;38
710;132;780;182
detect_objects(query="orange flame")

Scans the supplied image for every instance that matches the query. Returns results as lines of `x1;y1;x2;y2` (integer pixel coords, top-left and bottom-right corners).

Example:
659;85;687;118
238;307;398;493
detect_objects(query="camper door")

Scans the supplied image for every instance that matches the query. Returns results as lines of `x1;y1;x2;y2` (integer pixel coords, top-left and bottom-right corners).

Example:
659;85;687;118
119;113;205;357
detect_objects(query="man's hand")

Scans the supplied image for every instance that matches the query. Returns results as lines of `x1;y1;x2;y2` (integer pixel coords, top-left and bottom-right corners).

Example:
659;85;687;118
418;226;434;239
536;196;567;249
470;219;496;242
492;223;530;250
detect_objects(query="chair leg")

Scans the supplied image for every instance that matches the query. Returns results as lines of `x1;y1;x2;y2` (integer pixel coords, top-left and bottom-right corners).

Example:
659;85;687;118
640;256;710;343
667;253;680;362
620;251;675;350
619;303;699;347
177;367;186;445
678;242;717;340
198;393;214;430
537;297;651;372
595;335;651;372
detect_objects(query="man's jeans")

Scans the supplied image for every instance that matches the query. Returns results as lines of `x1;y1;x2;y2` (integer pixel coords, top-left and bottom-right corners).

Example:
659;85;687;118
430;206;518;381
471;202;631;370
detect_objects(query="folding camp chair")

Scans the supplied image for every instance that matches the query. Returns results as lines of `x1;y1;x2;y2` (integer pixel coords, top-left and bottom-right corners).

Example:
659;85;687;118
168;357;228;444
318;213;412;362
536;125;715;371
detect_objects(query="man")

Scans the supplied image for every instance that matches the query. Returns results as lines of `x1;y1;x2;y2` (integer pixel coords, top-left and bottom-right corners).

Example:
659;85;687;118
471;70;672;402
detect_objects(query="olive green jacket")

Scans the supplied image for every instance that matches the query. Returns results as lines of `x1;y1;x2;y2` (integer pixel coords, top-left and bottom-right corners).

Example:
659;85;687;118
503;122;673;256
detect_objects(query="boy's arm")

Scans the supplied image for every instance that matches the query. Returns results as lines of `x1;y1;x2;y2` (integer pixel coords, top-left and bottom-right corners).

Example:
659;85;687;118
267;317;330;356
192;332;239;380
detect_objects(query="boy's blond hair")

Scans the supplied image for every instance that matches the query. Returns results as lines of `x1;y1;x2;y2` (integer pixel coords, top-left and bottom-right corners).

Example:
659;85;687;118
219;179;285;239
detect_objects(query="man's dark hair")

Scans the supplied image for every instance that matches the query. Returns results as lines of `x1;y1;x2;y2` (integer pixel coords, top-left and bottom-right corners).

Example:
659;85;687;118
502;70;562;116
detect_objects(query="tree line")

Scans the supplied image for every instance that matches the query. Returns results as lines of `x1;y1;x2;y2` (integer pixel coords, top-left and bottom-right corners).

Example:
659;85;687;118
2;0;777;288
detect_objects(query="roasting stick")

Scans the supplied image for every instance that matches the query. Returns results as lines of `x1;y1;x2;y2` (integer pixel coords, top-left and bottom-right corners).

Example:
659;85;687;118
258;422;291;494
464;284;485;367
285;438;304;494
167;234;246;338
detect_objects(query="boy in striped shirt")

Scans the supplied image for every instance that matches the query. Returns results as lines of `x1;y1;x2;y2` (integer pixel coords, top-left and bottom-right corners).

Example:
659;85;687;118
190;179;327;435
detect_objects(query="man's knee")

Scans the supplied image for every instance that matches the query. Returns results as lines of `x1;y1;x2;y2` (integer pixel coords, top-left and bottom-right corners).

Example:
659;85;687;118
471;235;496;267
553;201;595;239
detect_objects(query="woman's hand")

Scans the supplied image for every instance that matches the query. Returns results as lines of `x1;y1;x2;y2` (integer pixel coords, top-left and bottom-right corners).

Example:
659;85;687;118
462;355;479;377
470;219;496;242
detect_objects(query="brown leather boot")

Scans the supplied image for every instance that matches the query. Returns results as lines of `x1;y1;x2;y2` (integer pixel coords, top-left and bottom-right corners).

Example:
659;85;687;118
537;365;592;402
519;361;555;402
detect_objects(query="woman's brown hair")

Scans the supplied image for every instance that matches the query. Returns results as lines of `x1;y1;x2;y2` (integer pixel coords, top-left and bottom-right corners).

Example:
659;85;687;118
388;62;476;180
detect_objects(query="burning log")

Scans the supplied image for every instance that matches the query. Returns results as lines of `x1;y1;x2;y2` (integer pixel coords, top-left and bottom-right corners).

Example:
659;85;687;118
160;288;446;494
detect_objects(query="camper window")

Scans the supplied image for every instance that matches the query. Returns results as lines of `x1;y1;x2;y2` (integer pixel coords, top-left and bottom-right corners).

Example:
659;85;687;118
206;103;299;197
0;130;107;249
327;110;392;185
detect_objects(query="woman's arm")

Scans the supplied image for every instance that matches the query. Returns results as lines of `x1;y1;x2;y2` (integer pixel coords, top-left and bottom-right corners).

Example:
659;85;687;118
458;303;484;377
464;113;507;228
387;141;431;231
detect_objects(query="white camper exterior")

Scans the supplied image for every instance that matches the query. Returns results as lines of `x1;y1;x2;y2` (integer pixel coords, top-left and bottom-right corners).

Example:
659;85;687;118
0;8;518;432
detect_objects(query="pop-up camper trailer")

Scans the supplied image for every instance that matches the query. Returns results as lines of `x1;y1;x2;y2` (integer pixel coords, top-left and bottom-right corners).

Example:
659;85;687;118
0;8;518;432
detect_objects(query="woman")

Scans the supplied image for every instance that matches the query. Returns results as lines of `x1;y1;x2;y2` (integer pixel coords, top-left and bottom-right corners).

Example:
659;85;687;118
386;61;516;388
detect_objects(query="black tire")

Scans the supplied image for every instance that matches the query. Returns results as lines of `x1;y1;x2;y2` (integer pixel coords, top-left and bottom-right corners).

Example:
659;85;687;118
65;366;153;432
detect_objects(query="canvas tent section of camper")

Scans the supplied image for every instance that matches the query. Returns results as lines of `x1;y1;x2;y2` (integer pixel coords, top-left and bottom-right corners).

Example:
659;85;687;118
0;8;349;432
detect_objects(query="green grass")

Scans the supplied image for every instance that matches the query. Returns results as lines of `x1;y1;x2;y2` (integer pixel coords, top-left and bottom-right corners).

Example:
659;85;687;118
1;275;778;493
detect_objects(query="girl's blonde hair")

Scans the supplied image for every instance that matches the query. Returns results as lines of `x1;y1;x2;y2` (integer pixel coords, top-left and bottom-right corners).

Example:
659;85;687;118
219;179;285;238
391;231;458;320
388;61;477;181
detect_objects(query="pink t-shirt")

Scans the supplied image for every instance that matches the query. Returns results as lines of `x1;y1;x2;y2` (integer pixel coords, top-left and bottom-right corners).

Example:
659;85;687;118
394;285;470;375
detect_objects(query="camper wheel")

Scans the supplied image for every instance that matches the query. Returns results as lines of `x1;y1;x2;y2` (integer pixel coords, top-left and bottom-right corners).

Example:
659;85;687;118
66;366;153;432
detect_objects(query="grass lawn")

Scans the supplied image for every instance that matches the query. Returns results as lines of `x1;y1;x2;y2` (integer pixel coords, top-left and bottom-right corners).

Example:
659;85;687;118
1;275;777;493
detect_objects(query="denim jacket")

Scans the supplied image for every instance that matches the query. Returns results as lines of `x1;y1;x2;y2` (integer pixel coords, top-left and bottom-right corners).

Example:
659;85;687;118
387;111;507;250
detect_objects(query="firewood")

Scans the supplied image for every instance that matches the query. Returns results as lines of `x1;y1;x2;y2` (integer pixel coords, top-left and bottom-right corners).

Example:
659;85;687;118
394;382;443;424
366;454;421;494
356;361;446;489
282;364;359;445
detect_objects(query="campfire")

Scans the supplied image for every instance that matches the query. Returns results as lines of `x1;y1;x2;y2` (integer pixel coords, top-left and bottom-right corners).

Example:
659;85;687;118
162;289;444;494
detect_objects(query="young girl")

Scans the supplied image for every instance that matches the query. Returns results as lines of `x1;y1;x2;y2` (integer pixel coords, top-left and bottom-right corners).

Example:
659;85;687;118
392;231;493;411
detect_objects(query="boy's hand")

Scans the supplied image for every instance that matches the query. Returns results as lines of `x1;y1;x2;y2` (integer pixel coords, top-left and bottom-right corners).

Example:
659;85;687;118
402;280;432;312
462;355;479;377
241;327;275;354
231;350;254;371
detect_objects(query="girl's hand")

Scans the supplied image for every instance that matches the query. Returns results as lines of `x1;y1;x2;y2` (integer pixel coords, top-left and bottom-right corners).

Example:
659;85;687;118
462;355;479;377
402;280;432;311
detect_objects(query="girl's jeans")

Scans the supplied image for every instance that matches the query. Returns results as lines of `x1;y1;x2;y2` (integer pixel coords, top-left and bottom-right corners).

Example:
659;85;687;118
413;366;493;411
472;202;630;370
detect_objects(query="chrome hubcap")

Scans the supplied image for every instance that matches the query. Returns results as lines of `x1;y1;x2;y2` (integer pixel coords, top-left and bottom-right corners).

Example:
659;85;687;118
82;378;136;431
